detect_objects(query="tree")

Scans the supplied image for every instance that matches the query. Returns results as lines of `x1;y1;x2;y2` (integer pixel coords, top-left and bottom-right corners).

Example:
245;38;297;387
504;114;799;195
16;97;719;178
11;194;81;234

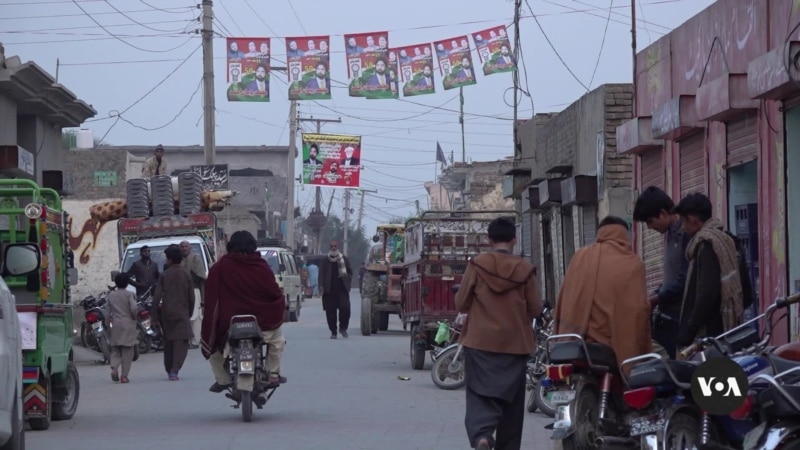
61;129;109;149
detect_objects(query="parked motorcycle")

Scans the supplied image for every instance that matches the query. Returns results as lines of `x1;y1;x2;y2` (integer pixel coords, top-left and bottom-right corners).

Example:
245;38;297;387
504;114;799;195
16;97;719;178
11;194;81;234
430;321;465;390
135;286;156;354
223;315;279;422
527;307;555;417
80;289;113;364
613;293;800;450
743;366;800;449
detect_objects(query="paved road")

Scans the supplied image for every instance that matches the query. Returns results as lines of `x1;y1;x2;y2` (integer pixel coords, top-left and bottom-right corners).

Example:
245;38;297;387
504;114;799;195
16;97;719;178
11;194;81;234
30;293;557;450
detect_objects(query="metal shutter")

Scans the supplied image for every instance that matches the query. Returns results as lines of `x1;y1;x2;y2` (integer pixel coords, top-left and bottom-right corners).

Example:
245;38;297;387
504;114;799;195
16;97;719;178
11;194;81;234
522;211;532;263
582;203;597;245
679;133;707;197
640;149;665;294
726;115;758;167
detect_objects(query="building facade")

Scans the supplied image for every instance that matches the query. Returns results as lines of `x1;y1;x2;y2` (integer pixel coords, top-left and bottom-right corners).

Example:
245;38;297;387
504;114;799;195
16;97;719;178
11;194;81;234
511;84;635;304
616;0;800;343
425;159;515;213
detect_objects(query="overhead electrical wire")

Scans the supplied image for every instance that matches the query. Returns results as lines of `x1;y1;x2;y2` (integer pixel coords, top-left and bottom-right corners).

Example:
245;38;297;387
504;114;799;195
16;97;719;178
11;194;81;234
0;5;195;20
588;0;614;89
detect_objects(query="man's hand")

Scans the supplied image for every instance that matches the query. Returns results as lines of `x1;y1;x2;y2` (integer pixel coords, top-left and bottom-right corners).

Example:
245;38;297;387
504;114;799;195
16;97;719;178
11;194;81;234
647;294;659;311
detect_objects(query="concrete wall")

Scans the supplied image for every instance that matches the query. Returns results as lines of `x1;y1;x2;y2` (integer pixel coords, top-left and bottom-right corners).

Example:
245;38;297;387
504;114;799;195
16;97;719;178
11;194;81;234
64;199;120;302
64;148;129;199
0;92;16;145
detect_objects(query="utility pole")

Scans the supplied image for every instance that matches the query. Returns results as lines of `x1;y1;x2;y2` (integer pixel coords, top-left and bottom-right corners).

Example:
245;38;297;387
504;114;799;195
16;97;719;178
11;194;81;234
297;116;342;252
459;87;466;163
286;100;298;249
631;0;637;116
201;0;216;164
513;0;522;156
356;188;378;231
343;189;351;256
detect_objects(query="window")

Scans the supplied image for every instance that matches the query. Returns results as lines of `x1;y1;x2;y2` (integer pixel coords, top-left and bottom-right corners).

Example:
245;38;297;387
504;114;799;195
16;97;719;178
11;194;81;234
260;251;280;274
121;243;203;273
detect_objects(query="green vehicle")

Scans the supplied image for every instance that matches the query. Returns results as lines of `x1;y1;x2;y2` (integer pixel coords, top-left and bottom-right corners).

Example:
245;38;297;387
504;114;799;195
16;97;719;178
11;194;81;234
0;179;79;431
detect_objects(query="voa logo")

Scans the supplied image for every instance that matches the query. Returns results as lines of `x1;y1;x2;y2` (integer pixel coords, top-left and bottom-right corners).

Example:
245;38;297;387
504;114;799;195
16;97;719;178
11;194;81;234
690;357;750;415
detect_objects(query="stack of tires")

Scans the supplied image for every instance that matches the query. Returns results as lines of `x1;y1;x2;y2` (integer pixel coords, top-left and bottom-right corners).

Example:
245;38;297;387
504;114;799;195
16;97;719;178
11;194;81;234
125;179;150;218
178;172;203;215
151;175;175;216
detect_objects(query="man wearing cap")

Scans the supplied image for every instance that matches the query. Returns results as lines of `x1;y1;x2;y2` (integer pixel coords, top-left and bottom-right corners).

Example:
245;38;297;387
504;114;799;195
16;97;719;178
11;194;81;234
142;144;168;178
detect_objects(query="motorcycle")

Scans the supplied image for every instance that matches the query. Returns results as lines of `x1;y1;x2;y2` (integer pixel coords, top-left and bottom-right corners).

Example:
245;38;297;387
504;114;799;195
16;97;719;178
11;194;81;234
527;307;556;417
614;293;800;450
430;321;465;390
223;315;280;422
135;286;156;354
743;366;800;449
80;289;113;364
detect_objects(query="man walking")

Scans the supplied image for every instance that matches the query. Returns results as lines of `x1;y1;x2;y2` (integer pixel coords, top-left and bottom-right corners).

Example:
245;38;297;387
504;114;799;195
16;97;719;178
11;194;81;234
674;193;747;352
633;186;690;358
154;245;195;380
455;217;542;450
319;240;352;339
142;144;168;178
180;240;207;349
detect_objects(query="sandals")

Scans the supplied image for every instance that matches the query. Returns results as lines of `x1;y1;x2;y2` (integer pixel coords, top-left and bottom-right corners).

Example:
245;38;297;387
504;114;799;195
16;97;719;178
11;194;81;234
120;376;129;384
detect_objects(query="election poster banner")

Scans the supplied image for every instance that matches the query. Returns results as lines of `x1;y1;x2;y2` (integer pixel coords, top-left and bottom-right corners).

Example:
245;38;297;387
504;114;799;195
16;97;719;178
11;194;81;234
301;133;362;188
344;31;393;99
433;35;477;91
226;37;270;102
396;43;435;97
472;26;516;76
387;48;400;98
286;36;331;100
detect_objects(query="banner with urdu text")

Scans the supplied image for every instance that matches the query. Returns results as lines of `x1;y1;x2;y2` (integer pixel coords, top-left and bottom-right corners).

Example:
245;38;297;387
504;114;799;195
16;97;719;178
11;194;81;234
472;26;516;76
286;35;331;100
396;43;435;97
344;31;393;99
301;133;362;188
433;35;477;91
226;37;270;102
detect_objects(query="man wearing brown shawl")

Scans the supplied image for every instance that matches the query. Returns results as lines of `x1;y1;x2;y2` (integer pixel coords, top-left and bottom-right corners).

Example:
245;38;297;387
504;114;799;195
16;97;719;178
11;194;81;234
674;193;744;351
554;216;653;375
319;240;353;339
153;245;195;381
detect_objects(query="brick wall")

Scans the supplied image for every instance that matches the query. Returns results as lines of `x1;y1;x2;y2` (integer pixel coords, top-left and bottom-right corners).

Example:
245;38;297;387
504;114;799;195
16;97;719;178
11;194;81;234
63;149;128;199
603;84;635;189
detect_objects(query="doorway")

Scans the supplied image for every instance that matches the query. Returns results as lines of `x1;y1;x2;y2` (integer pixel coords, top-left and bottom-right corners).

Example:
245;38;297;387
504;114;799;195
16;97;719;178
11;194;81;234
727;161;758;323
785;107;800;340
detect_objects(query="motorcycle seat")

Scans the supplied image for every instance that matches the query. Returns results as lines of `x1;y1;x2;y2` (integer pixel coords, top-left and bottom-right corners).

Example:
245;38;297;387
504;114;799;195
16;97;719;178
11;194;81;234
768;355;800;383
757;384;800;419
548;341;617;372
626;359;697;389
227;321;263;342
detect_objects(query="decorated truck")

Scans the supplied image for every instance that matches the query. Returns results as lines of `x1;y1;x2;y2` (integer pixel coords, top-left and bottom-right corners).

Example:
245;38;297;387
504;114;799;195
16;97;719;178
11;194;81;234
360;223;405;336
0;179;80;431
402;210;520;370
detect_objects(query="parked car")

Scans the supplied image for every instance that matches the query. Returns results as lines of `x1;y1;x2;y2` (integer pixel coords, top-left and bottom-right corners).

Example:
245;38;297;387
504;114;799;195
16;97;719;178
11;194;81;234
258;246;302;322
1;243;41;450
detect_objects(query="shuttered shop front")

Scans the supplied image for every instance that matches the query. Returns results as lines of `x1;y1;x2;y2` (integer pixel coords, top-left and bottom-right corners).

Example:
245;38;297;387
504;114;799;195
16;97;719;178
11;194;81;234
640;149;665;294
679;133;707;197
726;116;758;167
582;204;597;245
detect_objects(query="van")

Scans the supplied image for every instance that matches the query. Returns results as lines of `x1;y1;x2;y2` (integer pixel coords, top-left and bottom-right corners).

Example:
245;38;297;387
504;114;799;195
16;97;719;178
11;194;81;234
258;247;301;322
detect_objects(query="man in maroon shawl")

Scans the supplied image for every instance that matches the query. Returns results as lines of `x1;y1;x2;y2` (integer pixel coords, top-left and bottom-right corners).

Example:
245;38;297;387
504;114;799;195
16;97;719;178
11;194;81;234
201;230;288;392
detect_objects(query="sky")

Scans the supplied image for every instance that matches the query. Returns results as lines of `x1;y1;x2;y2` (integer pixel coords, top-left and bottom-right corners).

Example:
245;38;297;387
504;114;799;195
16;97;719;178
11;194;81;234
0;0;716;237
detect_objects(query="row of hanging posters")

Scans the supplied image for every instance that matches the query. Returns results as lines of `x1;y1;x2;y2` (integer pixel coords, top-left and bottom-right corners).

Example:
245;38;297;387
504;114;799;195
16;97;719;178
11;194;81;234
301;133;362;188
226;25;515;102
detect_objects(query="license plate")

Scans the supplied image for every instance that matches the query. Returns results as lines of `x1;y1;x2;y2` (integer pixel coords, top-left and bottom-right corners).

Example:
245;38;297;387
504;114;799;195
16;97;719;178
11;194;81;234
548;390;576;405
742;422;766;450
629;411;667;437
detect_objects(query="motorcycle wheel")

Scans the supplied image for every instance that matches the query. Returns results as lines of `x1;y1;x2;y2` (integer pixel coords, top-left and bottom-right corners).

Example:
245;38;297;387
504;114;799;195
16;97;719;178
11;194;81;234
664;412;700;449
137;330;152;354
96;335;111;365
430;346;466;390
562;387;600;450
241;391;253;423
80;323;93;350
526;385;538;413
533;381;557;417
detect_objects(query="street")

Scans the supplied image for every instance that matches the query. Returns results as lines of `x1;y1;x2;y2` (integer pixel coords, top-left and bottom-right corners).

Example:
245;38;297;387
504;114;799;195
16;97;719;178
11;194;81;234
29;293;556;450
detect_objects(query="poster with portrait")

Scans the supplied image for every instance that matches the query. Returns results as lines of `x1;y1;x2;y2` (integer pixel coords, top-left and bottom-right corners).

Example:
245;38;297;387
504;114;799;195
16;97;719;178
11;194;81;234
433;35;477;90
343;31;393;99
285;35;331;100
397;43;435;97
301;133;362;188
226;37;270;102
472;25;515;76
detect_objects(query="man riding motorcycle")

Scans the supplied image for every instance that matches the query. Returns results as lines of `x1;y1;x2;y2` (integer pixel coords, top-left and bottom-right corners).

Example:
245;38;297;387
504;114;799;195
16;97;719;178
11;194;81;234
201;230;288;392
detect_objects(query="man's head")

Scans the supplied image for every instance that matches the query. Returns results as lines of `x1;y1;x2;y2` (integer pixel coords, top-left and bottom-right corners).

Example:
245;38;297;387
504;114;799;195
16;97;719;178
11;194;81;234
154;144;164;161
255;64;267;81
114;272;130;289
487;216;516;247
329;240;340;252
462;57;471;69
633;186;676;234
414;47;422;56
423;46;431;56
259;42;269;54
230;42;238;52
366;36;375;47
437;43;445;52
307;40;316;50
289;40;298;51
315;61;327;79
226;230;257;255
248;41;256;53
451;40;458;49
179;240;192;257
423;64;432;77
490;31;497;38
500;44;510;56
320;40;328;52
165;245;182;266
378;36;387;47
140;245;151;260
344;146;355;159
348;37;357;48
673;193;713;235
374;58;386;75
309;144;319;159
460;39;468;48
499;29;507;37
329;162;339;173
400;49;408;58
598;216;630;231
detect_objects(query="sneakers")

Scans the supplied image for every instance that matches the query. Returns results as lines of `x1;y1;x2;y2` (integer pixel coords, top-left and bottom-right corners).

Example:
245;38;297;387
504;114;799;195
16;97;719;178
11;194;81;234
340;330;349;338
